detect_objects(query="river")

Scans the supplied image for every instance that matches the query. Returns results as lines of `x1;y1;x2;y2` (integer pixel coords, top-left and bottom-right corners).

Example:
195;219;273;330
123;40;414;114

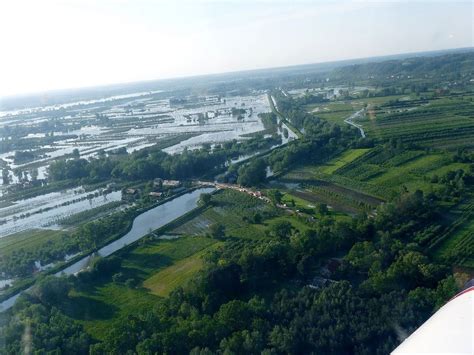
0;187;214;312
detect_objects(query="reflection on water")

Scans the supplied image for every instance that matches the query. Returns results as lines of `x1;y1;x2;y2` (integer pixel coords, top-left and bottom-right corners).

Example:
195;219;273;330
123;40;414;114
0;187;214;312
59;187;214;275
0;189;122;238
0;279;14;289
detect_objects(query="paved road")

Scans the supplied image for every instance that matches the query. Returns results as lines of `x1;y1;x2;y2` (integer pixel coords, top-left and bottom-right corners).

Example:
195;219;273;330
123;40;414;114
344;108;366;138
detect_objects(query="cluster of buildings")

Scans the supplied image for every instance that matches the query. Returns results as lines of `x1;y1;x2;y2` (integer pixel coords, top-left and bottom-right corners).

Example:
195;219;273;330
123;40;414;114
215;182;271;204
122;178;184;201
309;258;342;289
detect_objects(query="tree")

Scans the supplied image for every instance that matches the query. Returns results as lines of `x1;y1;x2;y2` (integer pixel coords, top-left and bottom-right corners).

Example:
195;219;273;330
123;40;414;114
90;256;122;279
237;158;267;187
297;255;312;279
2;168;9;185
269;221;292;239
216;300;251;332
30;167;39;181
13;168;22;182
253;212;262;224
72;148;80;158
125;278;138;288
209;223;225;240
32;276;71;306
267;189;283;205
200;193;212;206
112;272;124;283
317;203;328;215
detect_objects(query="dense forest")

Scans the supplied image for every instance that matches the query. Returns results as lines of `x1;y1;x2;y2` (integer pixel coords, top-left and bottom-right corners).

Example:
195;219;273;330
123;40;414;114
1;189;463;354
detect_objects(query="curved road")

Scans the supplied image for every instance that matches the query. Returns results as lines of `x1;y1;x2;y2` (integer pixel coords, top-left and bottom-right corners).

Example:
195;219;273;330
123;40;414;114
344;108;366;138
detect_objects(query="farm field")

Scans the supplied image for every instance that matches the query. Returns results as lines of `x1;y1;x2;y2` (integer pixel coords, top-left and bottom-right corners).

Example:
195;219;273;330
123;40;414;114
0;229;64;257
430;196;474;269
284;146;471;199
277;148;386;212
306;91;474;152
143;244;220;297
69;235;217;339
435;219;474;268
302;90;474;271
66;188;315;340
303;94;406;125
318;148;370;174
306;102;356;125
279;191;352;221
359;95;474;150
172;189;279;239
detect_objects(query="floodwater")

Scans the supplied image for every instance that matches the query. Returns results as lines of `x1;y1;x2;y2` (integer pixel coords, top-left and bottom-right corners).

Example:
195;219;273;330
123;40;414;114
0;187;214;312
0;89;277;311
0;188;122;238
0;279;14;289
0;91;271;191
0;293;20;312
0;90;164;118
59;187;215;275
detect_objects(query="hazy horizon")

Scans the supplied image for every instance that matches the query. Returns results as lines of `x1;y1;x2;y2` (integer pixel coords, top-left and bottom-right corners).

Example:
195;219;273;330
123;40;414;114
0;0;472;97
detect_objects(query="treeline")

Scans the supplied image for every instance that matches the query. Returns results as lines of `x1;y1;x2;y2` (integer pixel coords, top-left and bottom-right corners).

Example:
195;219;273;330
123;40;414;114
1;190;462;354
235;108;365;186
48;134;281;183
0;207;137;279
329;52;474;85
267;112;365;173
89;191;462;354
48;108;361;188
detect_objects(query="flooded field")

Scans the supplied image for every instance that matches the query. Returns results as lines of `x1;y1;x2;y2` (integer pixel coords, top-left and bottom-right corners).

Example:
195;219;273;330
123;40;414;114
0;91;270;169
60;187;215;275
0;90;270;175
0;90;272;239
0;187;122;237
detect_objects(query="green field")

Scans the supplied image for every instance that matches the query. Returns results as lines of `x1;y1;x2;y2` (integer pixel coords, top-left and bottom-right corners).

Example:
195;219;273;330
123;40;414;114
0;229;64;256
319;148;370;174
305;95;406;125
280;191;352;221
431;197;474;269
306;102;356;125
360;96;474;150
285;146;470;200
435;219;474;268
280;147;387;209
69;236;216;339
309;93;474;152
280;138;474;270
144;243;221;296
173;189;278;239
58;201;124;226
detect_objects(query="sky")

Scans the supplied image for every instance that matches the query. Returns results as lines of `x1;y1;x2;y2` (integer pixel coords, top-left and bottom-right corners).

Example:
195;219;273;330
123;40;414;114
0;0;472;97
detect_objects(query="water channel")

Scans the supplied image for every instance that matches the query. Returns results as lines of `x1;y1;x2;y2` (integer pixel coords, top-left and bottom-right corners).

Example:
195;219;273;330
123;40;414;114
0;187;215;312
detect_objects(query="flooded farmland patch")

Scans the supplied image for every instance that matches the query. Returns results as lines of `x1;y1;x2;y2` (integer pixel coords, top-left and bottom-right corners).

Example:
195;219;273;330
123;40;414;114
0;89;273;239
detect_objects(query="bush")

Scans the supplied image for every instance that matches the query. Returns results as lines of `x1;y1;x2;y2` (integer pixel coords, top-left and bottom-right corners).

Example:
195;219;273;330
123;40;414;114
125;278;138;288
112;272;125;283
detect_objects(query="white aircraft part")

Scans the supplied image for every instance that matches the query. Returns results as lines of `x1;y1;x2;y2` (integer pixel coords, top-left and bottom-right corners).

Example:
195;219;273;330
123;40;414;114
392;286;474;355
